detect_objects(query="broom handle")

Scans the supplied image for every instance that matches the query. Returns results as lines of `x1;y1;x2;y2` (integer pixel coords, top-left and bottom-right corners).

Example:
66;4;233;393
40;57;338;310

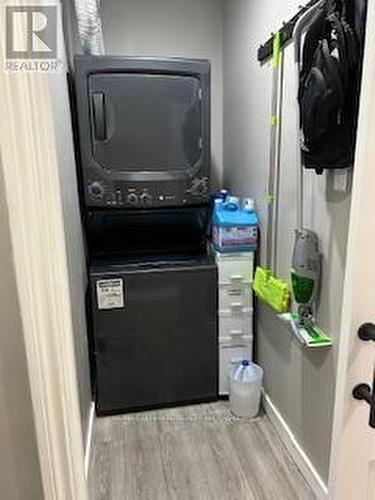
266;33;282;271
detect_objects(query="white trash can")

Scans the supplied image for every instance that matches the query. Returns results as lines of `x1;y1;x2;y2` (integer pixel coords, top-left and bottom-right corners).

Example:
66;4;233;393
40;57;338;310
229;360;263;418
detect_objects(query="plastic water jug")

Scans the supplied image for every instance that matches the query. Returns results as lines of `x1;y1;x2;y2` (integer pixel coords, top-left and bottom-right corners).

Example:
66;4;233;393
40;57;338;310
229;360;263;418
212;197;258;253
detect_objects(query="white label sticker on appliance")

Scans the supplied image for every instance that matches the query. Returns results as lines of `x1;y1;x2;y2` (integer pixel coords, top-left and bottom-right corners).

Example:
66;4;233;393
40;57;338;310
96;279;124;310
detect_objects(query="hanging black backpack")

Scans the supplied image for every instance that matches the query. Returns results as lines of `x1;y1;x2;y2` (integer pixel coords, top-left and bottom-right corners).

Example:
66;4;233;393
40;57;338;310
298;0;367;173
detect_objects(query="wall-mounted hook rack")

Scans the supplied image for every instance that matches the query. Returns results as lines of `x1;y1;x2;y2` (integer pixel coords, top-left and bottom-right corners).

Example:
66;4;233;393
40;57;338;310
257;0;322;63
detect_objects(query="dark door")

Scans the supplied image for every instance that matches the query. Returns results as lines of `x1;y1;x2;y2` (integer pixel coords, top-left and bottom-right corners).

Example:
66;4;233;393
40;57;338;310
90;261;218;414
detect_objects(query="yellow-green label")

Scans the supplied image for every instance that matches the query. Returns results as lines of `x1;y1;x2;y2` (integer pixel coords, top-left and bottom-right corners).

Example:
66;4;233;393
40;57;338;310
272;31;282;67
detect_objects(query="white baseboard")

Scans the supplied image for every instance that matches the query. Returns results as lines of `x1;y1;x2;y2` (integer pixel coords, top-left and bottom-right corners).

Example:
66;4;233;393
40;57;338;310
263;393;328;500
84;402;95;477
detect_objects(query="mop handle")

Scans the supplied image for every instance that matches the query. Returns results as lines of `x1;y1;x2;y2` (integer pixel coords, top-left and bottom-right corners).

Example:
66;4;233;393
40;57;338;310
272;43;284;273
292;1;325;230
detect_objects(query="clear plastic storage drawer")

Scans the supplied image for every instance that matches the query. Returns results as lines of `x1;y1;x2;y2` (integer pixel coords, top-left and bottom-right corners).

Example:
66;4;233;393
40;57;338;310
215;252;254;285
219;282;252;311
219;307;253;340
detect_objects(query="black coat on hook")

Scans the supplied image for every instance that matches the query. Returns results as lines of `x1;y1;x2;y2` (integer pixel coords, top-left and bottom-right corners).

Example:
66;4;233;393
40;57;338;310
298;0;368;171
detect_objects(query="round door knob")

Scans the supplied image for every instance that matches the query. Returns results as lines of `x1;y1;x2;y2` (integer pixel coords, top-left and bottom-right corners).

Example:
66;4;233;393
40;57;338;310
89;182;104;198
358;323;375;342
353;383;372;402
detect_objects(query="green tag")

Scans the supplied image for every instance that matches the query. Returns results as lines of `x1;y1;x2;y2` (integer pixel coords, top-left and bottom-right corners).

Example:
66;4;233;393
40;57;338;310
267;194;275;204
270;115;278;126
272;32;282;68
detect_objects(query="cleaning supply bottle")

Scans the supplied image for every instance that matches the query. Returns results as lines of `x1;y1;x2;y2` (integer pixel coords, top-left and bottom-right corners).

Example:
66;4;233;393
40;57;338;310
212;196;258;253
242;198;255;212
214;189;229;202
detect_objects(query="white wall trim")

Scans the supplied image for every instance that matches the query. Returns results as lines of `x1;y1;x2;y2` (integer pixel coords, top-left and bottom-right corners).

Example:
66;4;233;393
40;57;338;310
0;2;88;498
263;393;328;500
84;403;95;477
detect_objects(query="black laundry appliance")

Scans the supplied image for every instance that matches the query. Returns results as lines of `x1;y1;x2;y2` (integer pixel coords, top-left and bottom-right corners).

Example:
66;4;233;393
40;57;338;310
86;206;218;414
85;205;211;260
72;57;217;414
73;56;211;210
89;253;218;415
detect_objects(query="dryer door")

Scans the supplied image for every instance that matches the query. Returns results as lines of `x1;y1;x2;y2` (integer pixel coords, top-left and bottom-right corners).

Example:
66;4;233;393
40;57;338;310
88;73;202;179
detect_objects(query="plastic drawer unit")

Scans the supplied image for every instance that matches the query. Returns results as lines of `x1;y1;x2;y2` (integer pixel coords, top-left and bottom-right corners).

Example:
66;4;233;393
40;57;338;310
216;251;255;396
215;251;254;285
219;307;253;340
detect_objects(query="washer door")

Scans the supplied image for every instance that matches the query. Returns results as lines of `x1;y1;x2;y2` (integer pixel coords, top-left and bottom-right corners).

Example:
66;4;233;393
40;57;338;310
90;262;218;414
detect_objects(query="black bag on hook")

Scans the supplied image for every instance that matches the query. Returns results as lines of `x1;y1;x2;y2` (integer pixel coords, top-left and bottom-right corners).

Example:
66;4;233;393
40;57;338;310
298;0;367;174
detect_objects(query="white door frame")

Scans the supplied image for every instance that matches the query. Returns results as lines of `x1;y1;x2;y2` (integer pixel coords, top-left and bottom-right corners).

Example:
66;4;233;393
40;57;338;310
328;1;375;498
0;2;88;499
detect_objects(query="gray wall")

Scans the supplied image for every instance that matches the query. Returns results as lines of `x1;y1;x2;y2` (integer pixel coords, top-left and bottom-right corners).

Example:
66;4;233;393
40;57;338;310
223;0;351;482
100;0;224;187
0;160;44;500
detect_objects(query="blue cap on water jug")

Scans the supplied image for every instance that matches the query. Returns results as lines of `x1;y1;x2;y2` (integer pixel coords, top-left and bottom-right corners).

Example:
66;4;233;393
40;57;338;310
242;198;255;212
242;359;250;366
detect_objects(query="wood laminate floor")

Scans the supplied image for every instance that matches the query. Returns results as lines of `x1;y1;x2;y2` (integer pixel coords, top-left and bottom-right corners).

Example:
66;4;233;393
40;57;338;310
88;402;315;500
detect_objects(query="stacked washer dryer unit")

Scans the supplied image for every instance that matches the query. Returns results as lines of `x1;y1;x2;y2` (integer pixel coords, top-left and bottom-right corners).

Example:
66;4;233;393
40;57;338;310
73;56;218;415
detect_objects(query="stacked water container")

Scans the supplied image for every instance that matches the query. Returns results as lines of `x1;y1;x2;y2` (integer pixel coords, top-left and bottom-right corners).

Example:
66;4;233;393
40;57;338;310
213;194;258;395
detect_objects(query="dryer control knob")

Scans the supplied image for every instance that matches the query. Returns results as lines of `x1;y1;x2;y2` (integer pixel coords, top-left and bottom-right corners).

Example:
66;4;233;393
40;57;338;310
89;182;104;198
127;193;139;205
190;177;208;195
197;179;208;194
140;193;153;205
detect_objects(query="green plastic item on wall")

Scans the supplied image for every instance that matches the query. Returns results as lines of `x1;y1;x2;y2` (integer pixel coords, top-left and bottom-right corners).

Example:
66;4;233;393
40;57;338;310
253;267;290;314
